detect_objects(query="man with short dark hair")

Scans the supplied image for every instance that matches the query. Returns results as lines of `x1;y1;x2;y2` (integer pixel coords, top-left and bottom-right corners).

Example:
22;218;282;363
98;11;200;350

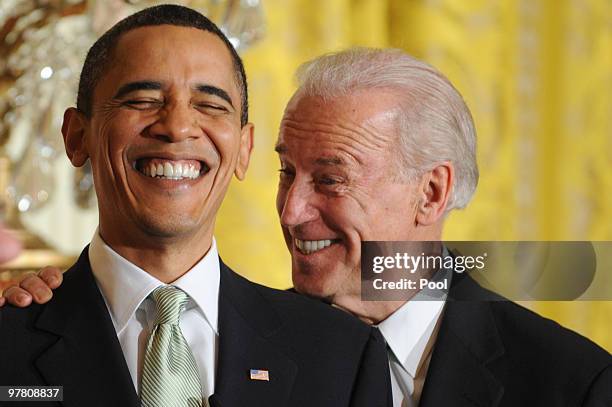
0;6;390;407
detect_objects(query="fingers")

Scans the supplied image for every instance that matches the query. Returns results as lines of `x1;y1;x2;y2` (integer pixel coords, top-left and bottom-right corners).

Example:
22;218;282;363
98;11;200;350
38;266;63;289
2;285;33;307
19;274;54;304
0;266;62;307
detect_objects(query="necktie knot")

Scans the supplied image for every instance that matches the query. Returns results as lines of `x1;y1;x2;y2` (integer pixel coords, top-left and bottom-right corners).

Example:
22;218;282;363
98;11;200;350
152;285;189;326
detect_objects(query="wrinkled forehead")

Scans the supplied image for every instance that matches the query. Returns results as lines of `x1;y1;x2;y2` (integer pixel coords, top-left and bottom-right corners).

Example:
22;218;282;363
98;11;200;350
276;89;403;162
99;25;239;98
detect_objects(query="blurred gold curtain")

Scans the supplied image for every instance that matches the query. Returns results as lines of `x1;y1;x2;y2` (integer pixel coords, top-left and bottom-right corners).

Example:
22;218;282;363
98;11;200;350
215;0;612;350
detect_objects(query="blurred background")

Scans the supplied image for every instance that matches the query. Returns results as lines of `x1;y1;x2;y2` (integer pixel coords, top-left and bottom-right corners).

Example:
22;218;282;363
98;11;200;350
0;0;610;350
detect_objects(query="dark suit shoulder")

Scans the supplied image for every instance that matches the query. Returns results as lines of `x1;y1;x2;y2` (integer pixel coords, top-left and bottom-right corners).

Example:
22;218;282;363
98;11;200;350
0;303;55;389
0;298;44;327
216;262;392;406
225;267;373;345
489;299;611;366
1;252;97;329
453;273;610;369
0;301;47;350
0;263;79;387
485;299;611;405
0;250;142;406
433;274;611;406
0;260;87;353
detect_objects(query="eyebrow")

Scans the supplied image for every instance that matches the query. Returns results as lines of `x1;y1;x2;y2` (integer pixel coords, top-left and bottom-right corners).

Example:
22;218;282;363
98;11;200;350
113;81;162;99
195;84;234;108
113;81;234;108
315;156;345;166
275;144;346;166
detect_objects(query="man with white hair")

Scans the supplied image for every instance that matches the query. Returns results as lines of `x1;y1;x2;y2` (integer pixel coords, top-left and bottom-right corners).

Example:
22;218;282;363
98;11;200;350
275;48;610;406
274;48;477;406
5;47;612;406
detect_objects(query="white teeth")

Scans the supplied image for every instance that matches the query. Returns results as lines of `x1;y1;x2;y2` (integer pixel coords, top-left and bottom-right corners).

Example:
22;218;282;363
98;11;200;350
163;162;173;177
139;161;201;180
294;238;334;254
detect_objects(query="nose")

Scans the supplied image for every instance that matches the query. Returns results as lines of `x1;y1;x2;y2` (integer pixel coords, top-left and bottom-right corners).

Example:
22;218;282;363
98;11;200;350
278;179;319;229
148;101;201;142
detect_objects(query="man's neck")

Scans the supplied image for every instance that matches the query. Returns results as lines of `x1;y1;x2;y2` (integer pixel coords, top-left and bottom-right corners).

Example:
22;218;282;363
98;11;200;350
332;269;435;325
333;239;444;325
333;299;407;325
98;227;214;283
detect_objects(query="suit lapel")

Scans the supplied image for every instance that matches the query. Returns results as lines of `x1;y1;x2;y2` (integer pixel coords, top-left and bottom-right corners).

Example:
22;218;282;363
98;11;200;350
211;260;297;407
33;249;139;407
419;274;505;407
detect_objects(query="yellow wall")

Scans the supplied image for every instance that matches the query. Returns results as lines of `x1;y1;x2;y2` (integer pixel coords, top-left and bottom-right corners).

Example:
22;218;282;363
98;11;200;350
214;0;612;350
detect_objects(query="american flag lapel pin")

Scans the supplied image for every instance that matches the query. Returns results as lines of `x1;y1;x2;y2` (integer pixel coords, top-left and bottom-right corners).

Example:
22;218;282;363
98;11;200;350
250;369;270;381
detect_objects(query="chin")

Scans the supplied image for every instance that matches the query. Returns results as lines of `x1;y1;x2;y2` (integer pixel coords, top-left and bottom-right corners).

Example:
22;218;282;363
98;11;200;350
136;212;199;239
292;267;343;302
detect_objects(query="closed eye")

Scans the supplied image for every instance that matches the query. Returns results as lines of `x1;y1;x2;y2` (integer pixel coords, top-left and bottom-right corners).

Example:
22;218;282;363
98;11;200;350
195;103;229;112
123;99;162;110
319;178;339;185
194;103;229;115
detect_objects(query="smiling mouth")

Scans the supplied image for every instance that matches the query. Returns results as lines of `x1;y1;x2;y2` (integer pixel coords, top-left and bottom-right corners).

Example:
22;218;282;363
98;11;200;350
134;158;210;180
294;238;341;255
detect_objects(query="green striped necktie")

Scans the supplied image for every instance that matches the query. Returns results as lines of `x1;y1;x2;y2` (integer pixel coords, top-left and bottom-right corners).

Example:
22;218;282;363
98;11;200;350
141;285;206;407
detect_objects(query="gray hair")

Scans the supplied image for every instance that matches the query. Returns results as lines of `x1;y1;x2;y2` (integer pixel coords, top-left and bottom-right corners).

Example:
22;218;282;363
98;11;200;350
295;47;478;211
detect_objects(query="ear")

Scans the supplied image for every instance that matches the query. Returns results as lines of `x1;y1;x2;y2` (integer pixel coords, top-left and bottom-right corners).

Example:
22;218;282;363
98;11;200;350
234;122;254;181
61;108;89;167
415;162;454;226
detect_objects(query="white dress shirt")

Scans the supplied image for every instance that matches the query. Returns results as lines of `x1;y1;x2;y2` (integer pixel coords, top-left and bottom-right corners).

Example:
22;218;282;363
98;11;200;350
88;231;219;399
377;266;451;407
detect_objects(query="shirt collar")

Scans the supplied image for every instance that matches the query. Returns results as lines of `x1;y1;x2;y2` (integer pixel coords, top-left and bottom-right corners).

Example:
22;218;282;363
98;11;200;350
377;256;452;378
172;241;220;334
89;230;220;335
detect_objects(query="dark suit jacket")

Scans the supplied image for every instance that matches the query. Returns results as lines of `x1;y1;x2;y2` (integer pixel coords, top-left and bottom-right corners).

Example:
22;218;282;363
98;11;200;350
419;271;612;407
0;249;392;407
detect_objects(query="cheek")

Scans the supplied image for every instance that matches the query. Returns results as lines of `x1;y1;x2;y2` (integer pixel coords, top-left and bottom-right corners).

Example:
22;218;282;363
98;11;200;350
203;120;240;163
319;202;366;248
328;188;376;238
370;192;418;238
93;114;139;155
